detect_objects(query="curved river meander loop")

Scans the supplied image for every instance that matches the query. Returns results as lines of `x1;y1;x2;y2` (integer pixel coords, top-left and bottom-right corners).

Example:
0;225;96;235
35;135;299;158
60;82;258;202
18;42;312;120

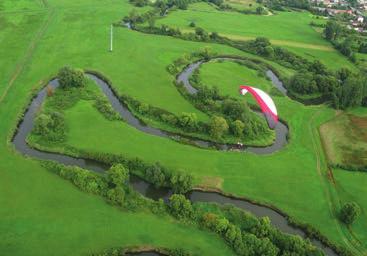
12;58;337;256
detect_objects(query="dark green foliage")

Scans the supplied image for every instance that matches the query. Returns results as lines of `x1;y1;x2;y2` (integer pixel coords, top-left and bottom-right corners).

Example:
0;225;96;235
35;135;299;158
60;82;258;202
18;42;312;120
339;202;361;225
289;71;318;94
107;164;129;187
262;0;309;9
58;66;87;88
209;115;229;139
168;248;193;256
359;43;367;53
106;187;125;206
231;120;245;138
145;162;167;188
169;194;194;219
178;112;198;131
196;203;327;256
168;0;190;9
49;163;107;194
94;95;121;121
256;6;266;14
333;75;366;109
170;171;193;194
324;21;342;41
145;163;193;193
33;111;66;142
195;27;209;41
130;0;148;7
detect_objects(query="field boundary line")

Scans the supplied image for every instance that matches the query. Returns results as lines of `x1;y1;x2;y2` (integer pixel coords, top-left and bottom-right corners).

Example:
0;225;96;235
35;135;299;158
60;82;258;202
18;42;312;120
0;9;55;105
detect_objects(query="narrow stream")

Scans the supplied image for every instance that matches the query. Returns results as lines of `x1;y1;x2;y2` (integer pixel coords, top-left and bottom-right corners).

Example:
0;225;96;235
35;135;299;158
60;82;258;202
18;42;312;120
11;69;336;256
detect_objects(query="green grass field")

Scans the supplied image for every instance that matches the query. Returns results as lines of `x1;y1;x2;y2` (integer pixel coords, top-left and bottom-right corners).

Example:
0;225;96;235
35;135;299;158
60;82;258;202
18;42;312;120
1;0;367;255
37;63;365;251
156;2;356;70
198;60;273;94
0;0;237;255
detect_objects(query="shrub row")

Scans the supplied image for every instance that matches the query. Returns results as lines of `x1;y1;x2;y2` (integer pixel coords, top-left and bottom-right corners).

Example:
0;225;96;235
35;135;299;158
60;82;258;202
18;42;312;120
329;163;367;173
287;216;353;256
72;150;194;194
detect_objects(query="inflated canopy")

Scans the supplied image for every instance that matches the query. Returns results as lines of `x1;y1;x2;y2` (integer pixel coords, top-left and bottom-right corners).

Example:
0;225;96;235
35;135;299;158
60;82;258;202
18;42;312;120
239;85;278;129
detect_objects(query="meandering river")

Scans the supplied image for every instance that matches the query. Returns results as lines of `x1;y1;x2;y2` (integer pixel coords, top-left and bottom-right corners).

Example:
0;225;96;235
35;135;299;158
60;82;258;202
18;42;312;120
12;63;337;256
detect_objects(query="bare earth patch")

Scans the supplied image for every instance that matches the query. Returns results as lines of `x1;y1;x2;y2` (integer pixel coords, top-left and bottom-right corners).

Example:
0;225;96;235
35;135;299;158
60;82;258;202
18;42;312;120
199;176;224;189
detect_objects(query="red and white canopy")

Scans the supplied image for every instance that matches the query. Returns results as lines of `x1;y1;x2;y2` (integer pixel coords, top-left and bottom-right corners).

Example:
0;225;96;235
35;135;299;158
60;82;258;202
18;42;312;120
239;85;278;129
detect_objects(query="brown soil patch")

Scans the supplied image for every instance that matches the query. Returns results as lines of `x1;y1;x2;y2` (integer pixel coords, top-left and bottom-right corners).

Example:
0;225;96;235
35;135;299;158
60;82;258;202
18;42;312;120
199;176;223;189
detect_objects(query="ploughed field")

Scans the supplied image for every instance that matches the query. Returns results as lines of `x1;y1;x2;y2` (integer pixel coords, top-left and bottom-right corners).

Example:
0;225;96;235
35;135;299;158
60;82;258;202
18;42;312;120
0;0;366;255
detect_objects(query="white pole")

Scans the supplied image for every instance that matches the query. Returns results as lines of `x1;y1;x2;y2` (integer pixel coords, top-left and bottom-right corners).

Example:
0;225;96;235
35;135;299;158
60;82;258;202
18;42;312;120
110;24;113;52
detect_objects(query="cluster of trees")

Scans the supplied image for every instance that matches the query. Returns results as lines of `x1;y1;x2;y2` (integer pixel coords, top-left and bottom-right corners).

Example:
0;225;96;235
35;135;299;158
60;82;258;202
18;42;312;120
165;196;326;256
324;20;367;61
145;162;193;193
78;150;195;195
198;203;329;256
58;66;87;88
339;202;361;225
105;164;130;205
190;70;271;140
169;194;195;219
125;81;270;142
129;0;149;7
33;111;66;142
288;66;367;109
258;0;310;10
58;163;129;206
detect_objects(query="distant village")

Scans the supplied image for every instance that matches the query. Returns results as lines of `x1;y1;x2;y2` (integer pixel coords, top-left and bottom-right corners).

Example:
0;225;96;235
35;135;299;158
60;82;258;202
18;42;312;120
312;0;367;33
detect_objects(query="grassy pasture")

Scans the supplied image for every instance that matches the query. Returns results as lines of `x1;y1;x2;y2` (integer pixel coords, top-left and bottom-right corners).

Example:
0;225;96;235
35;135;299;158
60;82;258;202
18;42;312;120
0;0;44;12
45;68;357;249
223;0;262;11
0;1;239;255
197;60;273;95
0;0;366;254
156;3;356;70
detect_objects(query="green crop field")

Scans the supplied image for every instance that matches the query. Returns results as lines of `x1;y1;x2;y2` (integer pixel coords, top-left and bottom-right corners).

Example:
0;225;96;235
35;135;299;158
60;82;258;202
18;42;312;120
0;0;366;255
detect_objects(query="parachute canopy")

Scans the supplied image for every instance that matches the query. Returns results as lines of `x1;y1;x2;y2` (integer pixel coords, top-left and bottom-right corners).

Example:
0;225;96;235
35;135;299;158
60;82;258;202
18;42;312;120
239;85;278;129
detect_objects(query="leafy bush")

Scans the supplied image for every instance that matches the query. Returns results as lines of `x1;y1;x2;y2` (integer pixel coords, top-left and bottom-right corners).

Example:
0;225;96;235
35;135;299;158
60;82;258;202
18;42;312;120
94;95;120;121
169;194;194;219
33;111;66;142
339;202;361;225
107;164;129;187
106;187;125;206
58;66;87;88
209;116;229;139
